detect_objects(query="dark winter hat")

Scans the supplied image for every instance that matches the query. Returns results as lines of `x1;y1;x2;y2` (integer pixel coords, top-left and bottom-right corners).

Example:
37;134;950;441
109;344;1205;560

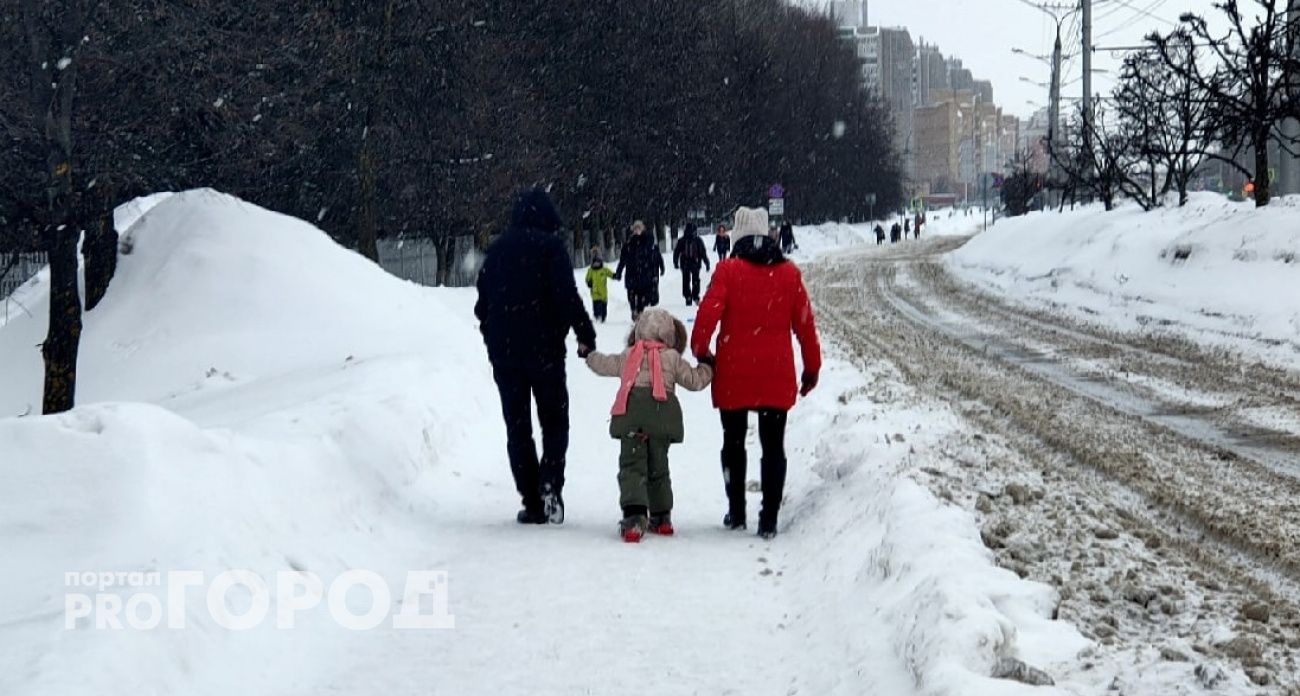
510;188;563;233
684;222;698;236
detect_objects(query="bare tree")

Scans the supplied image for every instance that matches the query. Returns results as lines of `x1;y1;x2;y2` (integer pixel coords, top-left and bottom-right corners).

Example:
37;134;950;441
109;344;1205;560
1149;0;1300;206
19;0;101;414
1122;33;1213;206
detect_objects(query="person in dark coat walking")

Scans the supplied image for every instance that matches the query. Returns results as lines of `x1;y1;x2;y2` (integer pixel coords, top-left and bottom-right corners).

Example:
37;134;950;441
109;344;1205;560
890;222;902;244
714;225;731;260
874;224;886;245
474;189;597;526
614;220;665;320
673;222;711;305
778;222;796;254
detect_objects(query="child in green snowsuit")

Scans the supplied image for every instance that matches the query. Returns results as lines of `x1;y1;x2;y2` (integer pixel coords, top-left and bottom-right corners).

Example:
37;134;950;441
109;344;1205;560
585;308;713;541
585;254;616;323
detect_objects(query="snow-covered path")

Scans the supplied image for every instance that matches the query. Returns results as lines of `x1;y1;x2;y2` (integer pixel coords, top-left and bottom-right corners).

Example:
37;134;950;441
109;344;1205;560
308;280;814;695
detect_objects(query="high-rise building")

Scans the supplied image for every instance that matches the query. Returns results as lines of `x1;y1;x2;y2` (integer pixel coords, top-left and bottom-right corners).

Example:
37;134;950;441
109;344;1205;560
913;41;949;107
1000;114;1022;168
1276;0;1300;195
973;80;995;106
829;0;867;29
858;27;916;174
946;58;974;92
835;19;916;178
914;91;976;196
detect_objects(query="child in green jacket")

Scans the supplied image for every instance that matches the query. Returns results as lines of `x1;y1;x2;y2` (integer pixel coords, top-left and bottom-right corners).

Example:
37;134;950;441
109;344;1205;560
585;252;617;323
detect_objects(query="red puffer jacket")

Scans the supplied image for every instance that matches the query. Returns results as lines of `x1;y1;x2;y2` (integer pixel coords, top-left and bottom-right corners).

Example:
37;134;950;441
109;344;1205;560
690;256;821;411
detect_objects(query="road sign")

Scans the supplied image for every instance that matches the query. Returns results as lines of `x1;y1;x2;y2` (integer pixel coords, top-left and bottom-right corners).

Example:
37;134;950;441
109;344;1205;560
768;184;785;199
865;193;877;205
768;198;785;216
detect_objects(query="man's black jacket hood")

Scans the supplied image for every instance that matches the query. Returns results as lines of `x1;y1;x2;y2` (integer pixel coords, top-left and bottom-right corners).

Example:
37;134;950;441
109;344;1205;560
510;189;563;234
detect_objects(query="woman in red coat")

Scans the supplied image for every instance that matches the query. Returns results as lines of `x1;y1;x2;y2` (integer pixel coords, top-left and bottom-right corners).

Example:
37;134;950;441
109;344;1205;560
690;206;821;539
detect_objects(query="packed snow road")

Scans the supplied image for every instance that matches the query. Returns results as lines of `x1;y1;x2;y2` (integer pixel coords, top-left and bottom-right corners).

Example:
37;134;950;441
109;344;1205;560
806;235;1300;692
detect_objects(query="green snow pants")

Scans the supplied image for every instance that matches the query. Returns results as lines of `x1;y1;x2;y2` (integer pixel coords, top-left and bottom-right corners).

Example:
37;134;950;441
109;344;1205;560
618;433;674;515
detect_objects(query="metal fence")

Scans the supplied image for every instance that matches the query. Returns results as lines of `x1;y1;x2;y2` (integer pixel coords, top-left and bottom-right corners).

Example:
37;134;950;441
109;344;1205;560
1;253;47;324
378;231;626;289
376;237;482;288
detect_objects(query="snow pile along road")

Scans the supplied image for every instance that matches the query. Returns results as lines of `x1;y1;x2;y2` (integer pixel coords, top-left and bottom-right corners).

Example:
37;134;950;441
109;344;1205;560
947;194;1300;367
2;191;1085;695
0;189;495;695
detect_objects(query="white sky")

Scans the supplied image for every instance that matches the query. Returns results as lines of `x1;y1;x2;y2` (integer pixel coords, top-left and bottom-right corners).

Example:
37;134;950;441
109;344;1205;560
841;0;1246;119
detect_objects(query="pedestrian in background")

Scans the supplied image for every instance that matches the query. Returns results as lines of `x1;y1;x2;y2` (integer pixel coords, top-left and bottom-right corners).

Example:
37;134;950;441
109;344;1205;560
614;220;665;321
673;222;711;306
585;251;616;323
714;224;731;260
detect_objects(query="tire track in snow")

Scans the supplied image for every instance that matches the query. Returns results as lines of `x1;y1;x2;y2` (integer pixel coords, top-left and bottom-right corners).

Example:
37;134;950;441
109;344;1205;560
806;241;1300;691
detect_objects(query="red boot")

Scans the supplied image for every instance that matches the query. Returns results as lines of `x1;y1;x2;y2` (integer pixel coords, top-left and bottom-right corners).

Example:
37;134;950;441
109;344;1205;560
620;515;648;543
648;512;674;536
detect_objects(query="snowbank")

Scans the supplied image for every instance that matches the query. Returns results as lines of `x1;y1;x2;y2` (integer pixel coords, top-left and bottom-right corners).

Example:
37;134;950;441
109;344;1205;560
0;189;496;696
783;349;1086;695
948;194;1300;366
0;189;464;414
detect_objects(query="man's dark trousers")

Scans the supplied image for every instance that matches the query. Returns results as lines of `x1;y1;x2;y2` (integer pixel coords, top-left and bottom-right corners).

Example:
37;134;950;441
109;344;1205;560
681;268;701;304
491;361;569;507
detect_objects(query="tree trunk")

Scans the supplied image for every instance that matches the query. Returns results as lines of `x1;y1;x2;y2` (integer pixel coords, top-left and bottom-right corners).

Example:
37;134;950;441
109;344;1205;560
356;135;381;261
42;225;81;414
1253;130;1271;207
573;214;585;267
83;206;118;311
26;0;86;414
434;233;454;287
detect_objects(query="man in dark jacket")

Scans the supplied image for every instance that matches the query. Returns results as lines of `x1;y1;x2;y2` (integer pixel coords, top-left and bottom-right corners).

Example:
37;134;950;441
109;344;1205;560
475;189;596;526
614;220;665;320
672;222;711;305
778;222;796;254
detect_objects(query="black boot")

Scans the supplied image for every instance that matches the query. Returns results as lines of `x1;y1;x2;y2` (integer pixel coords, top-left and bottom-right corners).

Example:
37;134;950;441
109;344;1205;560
721;446;747;530
541;483;564;525
758;456;786;539
517;497;547;524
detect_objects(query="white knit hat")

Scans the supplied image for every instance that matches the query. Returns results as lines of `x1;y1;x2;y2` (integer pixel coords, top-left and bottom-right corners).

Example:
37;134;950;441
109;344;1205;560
730;206;769;242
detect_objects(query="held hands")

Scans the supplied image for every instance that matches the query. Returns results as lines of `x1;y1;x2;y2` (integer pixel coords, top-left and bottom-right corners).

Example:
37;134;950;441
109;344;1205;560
697;352;716;368
577;343;594;359
800;370;819;397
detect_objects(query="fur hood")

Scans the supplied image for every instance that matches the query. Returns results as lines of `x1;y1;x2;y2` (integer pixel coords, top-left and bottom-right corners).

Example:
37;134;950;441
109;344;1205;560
631;308;688;352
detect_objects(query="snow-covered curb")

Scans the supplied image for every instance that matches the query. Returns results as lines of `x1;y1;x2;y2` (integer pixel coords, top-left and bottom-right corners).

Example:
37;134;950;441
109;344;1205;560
784;346;1086;694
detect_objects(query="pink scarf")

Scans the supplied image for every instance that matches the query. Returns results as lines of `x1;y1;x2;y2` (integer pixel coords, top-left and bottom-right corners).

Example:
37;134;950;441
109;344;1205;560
611;340;668;416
